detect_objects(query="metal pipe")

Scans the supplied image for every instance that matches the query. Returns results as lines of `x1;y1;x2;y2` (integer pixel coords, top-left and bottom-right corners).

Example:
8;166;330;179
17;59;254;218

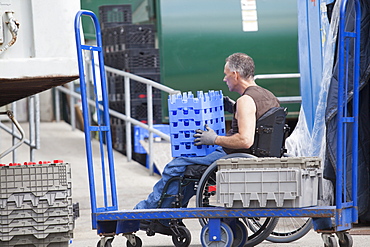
11;102;17;162
29;96;35;161
147;84;154;175
0;11;19;55
74;10;99;219
70;81;76;131
56;84;171;141
254;73;300;80
0;110;25;159
55;88;61;122
35;94;40;150
351;0;361;223
124;76;132;162
105;66;180;95
0;122;31;146
86;64;92;125
0;95;40;161
336;0;347;213
276;96;302;104
255;73;302;104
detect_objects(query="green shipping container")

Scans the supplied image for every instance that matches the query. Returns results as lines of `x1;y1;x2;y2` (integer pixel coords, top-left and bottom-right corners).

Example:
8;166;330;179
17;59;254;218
81;0;300;121
156;0;300;121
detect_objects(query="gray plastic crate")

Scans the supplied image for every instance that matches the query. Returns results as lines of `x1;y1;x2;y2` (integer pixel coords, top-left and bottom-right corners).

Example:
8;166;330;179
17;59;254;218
0;163;74;244
217;156;321;170
7;190;70;206
0;197;72;213
0;163;71;199
0;215;73;228
0;206;72;219
0;223;73;241
216;157;322;208
0;231;72;246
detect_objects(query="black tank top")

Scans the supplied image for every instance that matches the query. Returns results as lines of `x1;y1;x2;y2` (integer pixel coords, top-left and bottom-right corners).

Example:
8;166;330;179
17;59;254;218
223;86;280;154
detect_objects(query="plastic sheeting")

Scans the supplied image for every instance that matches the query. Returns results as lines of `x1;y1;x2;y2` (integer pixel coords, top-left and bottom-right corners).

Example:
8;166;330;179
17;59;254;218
287;0;370;222
285;0;341;206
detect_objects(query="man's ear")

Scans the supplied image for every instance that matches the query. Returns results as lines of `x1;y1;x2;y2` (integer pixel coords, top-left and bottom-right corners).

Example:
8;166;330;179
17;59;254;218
233;71;239;80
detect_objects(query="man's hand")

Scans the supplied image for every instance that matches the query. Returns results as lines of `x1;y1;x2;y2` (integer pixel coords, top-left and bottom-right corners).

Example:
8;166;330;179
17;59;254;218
223;96;235;113
193;125;218;146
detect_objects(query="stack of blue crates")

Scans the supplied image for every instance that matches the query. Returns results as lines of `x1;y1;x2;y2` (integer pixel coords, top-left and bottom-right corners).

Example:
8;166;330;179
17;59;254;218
168;90;225;157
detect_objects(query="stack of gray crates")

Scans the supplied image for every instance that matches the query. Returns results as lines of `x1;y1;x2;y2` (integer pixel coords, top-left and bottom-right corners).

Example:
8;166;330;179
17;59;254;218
0;162;74;247
216;157;322;208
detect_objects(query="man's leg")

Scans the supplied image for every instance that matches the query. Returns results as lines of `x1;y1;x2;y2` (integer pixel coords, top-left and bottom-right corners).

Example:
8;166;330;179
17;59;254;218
134;147;226;209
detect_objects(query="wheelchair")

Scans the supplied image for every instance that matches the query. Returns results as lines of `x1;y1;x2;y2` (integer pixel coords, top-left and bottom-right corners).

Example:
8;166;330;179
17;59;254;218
142;107;312;247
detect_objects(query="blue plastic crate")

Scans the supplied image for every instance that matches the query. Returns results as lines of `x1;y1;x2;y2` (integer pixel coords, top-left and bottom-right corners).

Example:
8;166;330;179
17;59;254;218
168;90;225;157
133;124;170;154
171;142;219;157
145;156;161;175
170;130;196;145
168;90;223;112
170;126;225;145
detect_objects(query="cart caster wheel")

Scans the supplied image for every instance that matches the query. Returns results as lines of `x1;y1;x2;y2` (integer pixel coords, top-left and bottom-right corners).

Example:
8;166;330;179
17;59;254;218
336;232;353;247
201;222;234;247
232;220;248;247
126;236;142;247
97;237;113;247
322;233;338;247
172;226;191;247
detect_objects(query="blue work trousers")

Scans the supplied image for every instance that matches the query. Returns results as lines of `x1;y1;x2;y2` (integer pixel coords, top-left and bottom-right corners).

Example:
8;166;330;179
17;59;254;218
134;147;226;210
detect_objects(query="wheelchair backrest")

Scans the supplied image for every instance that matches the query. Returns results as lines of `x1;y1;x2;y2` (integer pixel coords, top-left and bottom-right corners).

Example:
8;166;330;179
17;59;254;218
249;107;288;157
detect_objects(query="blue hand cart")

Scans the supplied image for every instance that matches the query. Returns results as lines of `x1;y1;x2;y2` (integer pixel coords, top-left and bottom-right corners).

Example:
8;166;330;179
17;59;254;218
74;0;361;245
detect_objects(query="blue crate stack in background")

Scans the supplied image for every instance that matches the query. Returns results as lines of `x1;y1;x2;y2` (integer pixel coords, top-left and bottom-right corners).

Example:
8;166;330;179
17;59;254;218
168;90;226;157
134;124;170;154
133;124;170;174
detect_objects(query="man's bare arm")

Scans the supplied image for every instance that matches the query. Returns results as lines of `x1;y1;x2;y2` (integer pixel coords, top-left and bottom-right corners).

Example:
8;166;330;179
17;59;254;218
215;95;256;149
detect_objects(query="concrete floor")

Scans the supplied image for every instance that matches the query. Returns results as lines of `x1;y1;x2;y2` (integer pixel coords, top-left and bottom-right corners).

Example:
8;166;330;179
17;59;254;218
1;121;370;247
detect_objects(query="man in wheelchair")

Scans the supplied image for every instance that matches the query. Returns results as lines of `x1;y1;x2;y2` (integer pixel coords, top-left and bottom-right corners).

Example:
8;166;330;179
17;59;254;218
135;52;281;235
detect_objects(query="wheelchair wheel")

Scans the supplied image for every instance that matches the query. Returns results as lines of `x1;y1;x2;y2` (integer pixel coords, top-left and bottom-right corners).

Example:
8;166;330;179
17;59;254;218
265;217;312;243
261;153;313;243
195;153;278;247
231;219;248;247
172;226;191;247
242;217;278;247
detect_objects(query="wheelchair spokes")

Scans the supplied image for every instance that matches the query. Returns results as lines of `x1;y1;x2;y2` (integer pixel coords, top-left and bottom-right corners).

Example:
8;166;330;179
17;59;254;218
265;217;312;243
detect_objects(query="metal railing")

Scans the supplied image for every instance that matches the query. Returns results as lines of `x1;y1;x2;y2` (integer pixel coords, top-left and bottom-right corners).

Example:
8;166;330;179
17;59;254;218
55;69;301;175
55;64;179;175
0;66;301;167
254;73;302;104
0;95;40;163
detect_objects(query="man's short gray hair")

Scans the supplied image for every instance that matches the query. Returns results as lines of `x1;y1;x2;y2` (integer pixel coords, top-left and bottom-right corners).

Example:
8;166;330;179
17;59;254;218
225;53;255;80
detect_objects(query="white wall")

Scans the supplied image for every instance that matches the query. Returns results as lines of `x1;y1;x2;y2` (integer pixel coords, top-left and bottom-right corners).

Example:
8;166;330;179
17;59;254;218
0;0;81;121
0;0;80;79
